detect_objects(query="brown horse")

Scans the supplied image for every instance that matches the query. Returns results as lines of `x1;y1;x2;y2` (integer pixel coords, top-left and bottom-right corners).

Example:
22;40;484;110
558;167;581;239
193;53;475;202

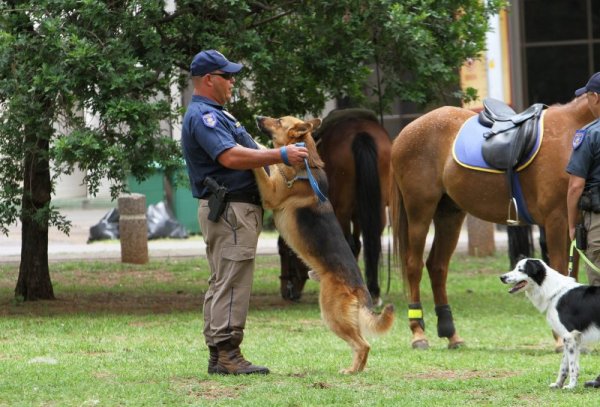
278;109;391;304
389;95;594;349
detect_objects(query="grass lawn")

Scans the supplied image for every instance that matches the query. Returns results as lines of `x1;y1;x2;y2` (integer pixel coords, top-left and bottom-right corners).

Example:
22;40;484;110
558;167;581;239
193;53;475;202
0;252;598;406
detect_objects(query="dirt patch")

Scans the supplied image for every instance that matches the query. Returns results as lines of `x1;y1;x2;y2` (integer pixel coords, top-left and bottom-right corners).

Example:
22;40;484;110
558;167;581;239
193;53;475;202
403;368;520;380
171;378;244;401
51;269;177;287
312;381;332;389
0;291;318;316
0;291;203;316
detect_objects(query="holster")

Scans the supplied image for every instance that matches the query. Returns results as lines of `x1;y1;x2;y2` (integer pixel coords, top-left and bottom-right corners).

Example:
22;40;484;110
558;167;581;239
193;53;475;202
203;177;228;222
576;223;587;250
579;185;600;213
207;194;227;222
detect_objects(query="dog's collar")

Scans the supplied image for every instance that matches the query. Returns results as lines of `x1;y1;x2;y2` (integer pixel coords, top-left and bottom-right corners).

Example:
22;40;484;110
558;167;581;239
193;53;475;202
278;166;309;189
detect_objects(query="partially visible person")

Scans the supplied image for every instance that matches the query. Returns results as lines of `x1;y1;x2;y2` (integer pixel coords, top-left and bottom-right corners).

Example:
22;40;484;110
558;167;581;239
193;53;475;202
566;71;600;288
181;49;308;375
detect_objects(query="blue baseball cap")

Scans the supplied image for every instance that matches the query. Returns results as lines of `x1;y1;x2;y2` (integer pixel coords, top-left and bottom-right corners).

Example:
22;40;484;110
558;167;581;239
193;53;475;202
575;72;600;96
190;50;243;77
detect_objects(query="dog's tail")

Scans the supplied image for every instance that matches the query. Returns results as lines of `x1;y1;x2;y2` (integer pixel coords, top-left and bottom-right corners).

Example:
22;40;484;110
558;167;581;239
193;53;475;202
359;303;395;337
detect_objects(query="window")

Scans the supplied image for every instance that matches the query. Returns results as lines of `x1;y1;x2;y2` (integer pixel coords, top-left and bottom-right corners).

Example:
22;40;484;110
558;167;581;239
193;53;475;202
521;0;600;104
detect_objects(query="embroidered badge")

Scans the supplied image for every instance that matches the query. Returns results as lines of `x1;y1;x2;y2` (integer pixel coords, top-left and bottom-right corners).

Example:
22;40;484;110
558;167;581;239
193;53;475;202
573;129;586;150
202;112;217;128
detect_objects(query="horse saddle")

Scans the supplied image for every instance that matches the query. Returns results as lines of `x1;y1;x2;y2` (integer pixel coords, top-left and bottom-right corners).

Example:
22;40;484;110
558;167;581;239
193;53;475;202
452;99;547;225
478;98;546;170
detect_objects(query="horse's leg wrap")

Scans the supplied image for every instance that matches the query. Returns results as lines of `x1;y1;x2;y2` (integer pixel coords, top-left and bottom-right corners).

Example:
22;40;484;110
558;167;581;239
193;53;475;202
408;303;425;330
435;304;456;338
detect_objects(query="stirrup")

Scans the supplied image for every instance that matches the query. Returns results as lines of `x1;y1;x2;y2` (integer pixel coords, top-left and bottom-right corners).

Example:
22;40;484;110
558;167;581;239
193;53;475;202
506;198;520;225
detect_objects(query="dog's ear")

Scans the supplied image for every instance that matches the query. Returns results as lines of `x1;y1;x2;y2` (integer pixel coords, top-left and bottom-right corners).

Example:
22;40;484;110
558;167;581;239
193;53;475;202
288;121;316;141
308;118;321;131
288;123;308;139
523;259;546;285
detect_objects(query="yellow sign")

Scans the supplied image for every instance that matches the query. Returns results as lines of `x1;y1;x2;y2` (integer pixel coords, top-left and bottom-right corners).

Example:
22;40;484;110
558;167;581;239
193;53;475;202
460;55;488;111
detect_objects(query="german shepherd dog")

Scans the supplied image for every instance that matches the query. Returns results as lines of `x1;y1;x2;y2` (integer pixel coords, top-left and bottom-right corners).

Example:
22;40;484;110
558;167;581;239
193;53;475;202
253;115;395;373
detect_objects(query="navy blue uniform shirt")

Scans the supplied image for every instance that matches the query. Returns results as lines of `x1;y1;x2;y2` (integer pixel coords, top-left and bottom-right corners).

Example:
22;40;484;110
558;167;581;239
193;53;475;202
567;119;600;190
181;95;260;198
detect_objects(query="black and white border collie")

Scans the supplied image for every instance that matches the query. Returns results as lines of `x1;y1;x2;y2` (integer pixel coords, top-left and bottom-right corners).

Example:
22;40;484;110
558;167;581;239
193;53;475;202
500;258;600;389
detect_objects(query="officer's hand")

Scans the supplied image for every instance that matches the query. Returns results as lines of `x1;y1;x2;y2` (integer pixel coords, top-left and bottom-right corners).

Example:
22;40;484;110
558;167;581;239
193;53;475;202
283;145;309;165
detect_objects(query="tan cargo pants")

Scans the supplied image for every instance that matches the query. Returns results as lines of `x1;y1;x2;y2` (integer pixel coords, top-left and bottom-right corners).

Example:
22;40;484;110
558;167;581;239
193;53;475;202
583;211;600;286
198;200;263;346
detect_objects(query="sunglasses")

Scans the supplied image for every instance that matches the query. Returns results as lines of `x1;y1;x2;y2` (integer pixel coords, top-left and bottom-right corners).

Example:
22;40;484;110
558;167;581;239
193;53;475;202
208;72;235;80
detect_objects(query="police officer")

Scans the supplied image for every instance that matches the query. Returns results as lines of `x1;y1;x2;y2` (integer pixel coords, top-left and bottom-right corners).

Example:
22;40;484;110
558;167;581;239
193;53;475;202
181;50;308;375
566;72;600;389
567;72;600;288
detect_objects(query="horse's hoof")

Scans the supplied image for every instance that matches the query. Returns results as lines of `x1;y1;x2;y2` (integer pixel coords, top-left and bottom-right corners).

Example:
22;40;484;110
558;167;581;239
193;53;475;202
372;296;383;307
554;345;564;353
339;367;357;374
411;339;429;350
448;340;465;350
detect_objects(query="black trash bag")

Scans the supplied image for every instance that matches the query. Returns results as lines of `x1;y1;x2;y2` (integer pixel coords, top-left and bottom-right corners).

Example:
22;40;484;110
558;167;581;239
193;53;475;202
146;201;189;239
88;208;120;242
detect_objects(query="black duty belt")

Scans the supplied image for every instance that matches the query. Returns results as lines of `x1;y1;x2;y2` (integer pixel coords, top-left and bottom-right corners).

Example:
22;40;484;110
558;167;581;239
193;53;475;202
227;190;262;205
204;191;262;206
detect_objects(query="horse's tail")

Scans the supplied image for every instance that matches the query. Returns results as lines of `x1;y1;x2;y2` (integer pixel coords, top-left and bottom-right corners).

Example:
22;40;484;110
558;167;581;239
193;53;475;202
507;225;534;269
389;165;408;287
352;132;382;298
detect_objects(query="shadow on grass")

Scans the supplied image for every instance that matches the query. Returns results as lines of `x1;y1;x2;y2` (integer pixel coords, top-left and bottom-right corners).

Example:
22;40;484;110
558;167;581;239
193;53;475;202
0;290;320;317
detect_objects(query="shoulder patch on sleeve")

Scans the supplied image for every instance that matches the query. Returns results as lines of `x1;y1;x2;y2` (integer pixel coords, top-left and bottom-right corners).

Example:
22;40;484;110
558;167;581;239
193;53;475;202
573;129;586;150
202;112;218;128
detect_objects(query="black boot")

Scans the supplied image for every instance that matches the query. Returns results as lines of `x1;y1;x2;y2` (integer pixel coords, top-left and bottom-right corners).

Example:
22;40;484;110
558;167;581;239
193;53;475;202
584;374;600;388
207;345;218;374
215;341;270;375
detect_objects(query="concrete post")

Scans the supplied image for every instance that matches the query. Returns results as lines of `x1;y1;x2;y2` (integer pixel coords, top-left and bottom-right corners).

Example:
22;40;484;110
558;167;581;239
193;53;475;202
466;214;495;257
118;193;148;264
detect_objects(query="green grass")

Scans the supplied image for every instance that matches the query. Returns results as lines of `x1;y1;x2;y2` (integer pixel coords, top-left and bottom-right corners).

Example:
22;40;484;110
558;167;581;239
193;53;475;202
0;253;598;406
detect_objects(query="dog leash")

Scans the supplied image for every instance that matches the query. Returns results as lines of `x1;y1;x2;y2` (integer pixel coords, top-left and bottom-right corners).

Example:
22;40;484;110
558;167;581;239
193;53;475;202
568;239;600;276
295;142;327;203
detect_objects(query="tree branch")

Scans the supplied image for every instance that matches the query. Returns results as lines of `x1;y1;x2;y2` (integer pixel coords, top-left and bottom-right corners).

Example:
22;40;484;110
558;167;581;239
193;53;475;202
247;0;301;28
248;9;293;28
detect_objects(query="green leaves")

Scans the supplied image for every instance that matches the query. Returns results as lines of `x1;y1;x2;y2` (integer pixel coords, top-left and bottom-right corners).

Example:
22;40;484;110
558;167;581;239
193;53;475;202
0;1;181;235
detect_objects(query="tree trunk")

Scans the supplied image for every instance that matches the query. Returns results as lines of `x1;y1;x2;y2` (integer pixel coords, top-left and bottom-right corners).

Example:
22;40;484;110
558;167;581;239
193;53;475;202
15;128;54;301
466;215;495;257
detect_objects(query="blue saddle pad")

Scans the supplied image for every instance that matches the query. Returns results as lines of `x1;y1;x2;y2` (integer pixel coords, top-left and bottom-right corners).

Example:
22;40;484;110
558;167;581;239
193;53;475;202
452;113;545;173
